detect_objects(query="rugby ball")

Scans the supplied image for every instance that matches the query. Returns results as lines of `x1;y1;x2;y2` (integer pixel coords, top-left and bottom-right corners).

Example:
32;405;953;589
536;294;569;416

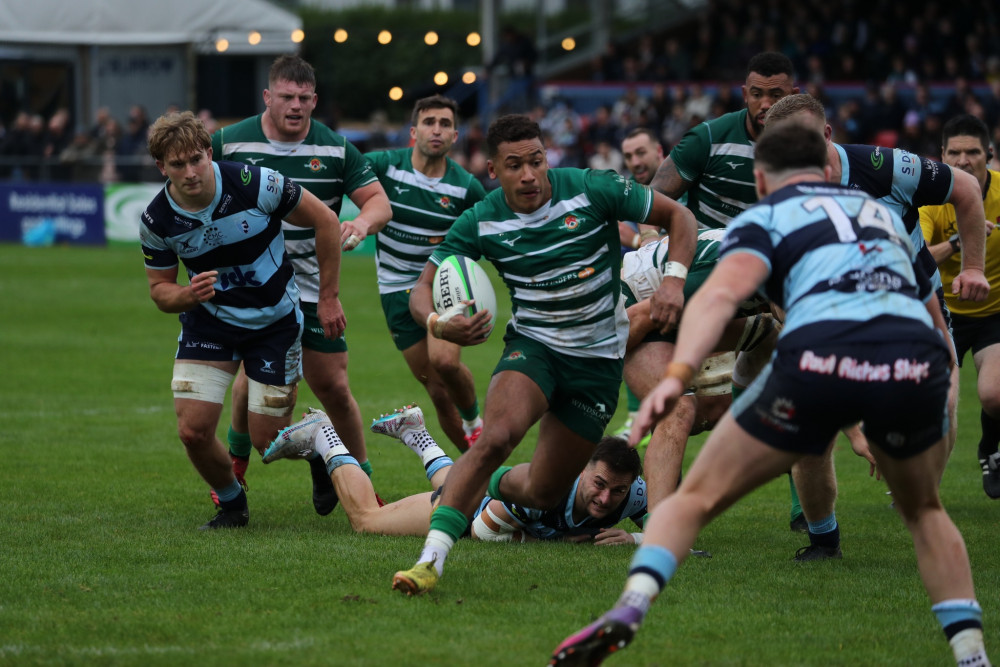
432;255;498;335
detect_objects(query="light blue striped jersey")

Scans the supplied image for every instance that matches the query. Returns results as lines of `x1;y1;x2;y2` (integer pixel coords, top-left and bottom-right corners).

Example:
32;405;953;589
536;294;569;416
721;181;935;344
140;161;303;330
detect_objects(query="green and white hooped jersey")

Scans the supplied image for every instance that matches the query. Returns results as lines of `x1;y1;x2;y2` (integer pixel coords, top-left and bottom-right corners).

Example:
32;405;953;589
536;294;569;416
430;168;654;360
670;109;757;229
365;148;486;294
212;116;378;301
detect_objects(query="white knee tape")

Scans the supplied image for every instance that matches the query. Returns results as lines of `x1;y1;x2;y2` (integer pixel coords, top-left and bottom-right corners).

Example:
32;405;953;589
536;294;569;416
247;378;296;416
171;363;233;404
695;352;735;397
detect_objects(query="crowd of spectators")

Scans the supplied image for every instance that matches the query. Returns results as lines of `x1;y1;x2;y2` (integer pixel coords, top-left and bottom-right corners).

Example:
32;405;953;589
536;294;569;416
3;0;1000;188
0;104;220;184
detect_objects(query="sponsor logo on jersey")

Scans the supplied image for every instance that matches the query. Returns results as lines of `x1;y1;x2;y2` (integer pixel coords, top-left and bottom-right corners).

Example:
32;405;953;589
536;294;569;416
176;239;196;254
205;227;224;247
428;236;444;244
240;165;252;185
571;398;611;422
437;196;453;209
173;215;194;229
561;214;581;230
870;148;884;170
184;340;223;350
725;161;741;170
758;396;800;433
578;267;595;279
504;350;526;361
261;359;276;374
218;266;262;289
500;234;521;247
770;397;795;419
244;157;263;165
305;158;327;172
216;194;233;216
394;186;410;195
894;358;930;384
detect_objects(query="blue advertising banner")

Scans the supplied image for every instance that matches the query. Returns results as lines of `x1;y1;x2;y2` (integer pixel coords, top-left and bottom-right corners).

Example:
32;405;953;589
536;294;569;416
0;183;106;245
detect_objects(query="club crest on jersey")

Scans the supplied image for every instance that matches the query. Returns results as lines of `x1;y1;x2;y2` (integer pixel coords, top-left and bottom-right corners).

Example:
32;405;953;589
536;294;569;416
561;214;582;231
240;165;252;185
305;158;327;172
436;196;453;210
504;350;526;361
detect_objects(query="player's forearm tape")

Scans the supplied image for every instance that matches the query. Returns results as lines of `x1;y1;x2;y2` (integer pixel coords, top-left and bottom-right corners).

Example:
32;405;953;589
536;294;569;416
631;233;641;249
663;261;688;281
664;361;696;386
631;532;644;545
428;304;465;338
640;229;660;242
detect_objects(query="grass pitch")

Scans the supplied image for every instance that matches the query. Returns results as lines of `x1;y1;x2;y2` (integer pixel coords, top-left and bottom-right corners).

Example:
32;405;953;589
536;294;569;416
0;244;995;666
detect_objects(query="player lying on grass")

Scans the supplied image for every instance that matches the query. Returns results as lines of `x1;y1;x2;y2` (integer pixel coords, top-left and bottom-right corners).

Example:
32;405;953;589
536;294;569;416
261;405;648;544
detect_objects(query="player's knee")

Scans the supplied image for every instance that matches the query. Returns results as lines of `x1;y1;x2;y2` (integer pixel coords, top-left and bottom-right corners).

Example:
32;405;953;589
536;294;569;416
176;422;214;450
431;355;462;379
980;390;1000;418
247;379;297;417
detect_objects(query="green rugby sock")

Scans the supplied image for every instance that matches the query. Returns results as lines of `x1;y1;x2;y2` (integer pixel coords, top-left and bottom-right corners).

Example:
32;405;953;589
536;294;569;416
788;474;802;520
488;465;513;501
428;504;469;542
458;399;480;422
360;460;374;478
626;386;640;412
227;426;253;458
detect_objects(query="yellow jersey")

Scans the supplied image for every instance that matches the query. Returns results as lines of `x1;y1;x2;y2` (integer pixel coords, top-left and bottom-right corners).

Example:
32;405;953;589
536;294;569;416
920;170;1000;316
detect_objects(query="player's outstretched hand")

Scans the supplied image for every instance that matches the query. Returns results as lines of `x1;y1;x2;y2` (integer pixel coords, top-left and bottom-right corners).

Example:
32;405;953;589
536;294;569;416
629;376;685;447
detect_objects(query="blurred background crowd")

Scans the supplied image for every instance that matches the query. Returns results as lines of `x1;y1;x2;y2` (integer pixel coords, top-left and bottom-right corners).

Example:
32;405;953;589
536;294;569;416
2;0;998;189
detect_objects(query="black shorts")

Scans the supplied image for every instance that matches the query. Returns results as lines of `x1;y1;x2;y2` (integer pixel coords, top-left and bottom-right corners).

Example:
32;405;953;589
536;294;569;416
732;337;950;459
176;308;303;385
950;311;1000;367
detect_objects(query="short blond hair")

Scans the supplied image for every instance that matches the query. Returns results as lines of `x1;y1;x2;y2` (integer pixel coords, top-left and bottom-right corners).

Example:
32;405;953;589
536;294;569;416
147;111;211;162
764;94;827;128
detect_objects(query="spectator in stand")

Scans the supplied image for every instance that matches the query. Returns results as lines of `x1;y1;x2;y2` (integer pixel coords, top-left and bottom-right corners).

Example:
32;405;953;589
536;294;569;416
586;105;622;153
23;114;46;180
197;109;219;136
587;139;624;175
59;131;101;182
683;84;713;124
43;108;73;181
0;111;30;179
117;104;150;182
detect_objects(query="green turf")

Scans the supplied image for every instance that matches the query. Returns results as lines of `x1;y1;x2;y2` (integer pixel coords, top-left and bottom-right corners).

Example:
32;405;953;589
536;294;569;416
0;244;995;666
